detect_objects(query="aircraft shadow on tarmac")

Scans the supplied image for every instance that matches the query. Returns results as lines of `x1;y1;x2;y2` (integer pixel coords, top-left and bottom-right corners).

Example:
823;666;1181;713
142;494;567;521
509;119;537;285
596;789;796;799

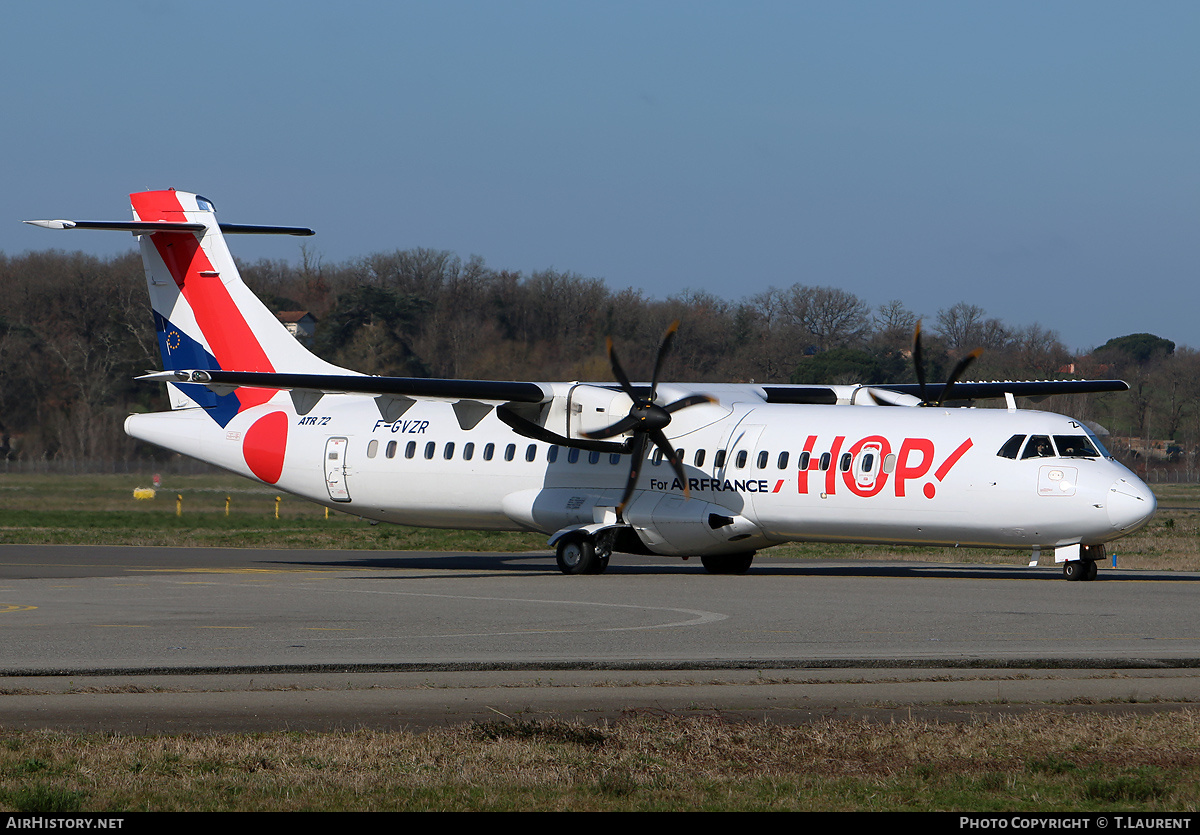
255;553;1191;582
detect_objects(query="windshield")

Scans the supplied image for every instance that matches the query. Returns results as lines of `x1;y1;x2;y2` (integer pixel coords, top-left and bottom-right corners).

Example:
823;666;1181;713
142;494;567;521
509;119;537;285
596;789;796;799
1053;435;1101;458
1021;435;1054;459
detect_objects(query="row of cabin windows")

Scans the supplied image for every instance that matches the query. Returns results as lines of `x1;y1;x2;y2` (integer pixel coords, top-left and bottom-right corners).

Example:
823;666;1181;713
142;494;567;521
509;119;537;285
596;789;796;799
367;439;538;463
364;439;887;474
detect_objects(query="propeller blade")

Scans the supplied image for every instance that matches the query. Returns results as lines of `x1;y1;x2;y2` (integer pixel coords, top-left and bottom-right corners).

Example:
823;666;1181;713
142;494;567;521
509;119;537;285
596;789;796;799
650;320;679;400
649;429;689;499
662;393;716;414
936;348;983;405
605;337;638;401
913;322;928;404
583;413;640;440
616;432;649;514
496;406;628;453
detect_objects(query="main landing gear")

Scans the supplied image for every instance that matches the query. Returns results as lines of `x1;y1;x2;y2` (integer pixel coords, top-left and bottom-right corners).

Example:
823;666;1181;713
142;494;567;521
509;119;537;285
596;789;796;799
555;532;612;575
553;531;756;576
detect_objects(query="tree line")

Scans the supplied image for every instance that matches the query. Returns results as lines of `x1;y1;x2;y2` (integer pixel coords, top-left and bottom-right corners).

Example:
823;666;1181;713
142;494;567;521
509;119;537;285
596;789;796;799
0;247;1196;476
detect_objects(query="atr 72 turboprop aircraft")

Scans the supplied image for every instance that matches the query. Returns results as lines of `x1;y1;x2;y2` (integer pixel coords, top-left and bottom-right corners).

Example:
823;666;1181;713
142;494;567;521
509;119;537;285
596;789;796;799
26;190;1157;580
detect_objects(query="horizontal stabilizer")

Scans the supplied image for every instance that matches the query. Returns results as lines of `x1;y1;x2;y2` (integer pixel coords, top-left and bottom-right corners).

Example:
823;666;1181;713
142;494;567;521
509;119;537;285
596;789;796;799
24;219;313;236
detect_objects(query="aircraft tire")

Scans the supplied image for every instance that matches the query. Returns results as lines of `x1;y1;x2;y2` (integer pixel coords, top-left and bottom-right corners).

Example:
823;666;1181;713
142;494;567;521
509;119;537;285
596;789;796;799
556;534;601;575
1063;560;1085;581
700;552;755;575
1084;559;1098;581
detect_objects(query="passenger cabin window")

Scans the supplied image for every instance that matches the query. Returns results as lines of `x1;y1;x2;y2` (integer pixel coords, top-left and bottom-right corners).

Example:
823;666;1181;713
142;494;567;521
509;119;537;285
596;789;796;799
386;440;397;459
567;447;579;464
526;444;537;462
483;443;495;461
1021;435;1054;459
463;442;475;460
997;434;1026;459
547;446;558;463
367;440;379;459
819;452;831;471
405;441;416;459
735;450;748;468
505;444;516;462
756;451;769;469
424;442;436;460
777;451;789;469
443;442;455;460
694;449;705;468
714;449;726;469
798;451;811;470
839;452;852;472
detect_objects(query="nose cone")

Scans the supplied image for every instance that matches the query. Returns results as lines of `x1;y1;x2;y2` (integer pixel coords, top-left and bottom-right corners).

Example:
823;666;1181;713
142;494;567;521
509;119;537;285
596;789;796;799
1107;477;1157;533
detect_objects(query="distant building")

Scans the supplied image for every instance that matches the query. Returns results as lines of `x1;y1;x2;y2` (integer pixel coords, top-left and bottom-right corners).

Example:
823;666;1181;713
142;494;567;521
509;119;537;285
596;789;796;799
276;311;318;347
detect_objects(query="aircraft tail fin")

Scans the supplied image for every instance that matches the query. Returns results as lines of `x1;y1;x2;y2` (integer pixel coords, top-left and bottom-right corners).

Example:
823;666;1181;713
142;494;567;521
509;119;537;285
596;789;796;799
27;189;349;424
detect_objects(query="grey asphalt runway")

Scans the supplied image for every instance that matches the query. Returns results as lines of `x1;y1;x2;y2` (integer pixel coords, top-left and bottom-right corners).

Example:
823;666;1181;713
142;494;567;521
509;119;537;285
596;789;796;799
1;544;1199;732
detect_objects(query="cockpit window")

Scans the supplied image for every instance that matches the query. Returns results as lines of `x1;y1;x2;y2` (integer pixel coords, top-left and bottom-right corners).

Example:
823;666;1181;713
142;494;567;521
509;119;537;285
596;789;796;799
1053;435;1100;458
1021;435;1055;459
196;196;216;212
997;434;1025;459
1085;430;1112;458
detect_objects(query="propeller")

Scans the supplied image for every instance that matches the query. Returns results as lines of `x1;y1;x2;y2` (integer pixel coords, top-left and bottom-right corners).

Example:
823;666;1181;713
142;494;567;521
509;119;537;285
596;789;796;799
912;322;983;406
584;321;715;515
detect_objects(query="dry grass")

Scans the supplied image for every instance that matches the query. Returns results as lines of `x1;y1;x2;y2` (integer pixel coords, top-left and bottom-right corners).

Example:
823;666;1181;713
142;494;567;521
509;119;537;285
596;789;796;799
2;712;1199;811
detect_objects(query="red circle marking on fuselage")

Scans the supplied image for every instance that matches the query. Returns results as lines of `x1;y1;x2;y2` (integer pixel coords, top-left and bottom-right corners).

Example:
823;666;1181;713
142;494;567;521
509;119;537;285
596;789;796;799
243;411;288;484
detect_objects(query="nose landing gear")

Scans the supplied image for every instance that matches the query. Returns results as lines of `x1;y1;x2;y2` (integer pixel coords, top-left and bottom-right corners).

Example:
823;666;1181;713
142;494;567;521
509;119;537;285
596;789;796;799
1063;544;1104;581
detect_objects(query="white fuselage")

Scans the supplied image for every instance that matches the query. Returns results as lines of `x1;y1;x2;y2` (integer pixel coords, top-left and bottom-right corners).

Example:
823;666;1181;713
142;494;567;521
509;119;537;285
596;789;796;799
125;382;1156;559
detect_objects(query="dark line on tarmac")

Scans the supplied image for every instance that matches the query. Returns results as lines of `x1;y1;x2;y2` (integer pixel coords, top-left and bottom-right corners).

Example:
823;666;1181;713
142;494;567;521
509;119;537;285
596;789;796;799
6;656;1200;677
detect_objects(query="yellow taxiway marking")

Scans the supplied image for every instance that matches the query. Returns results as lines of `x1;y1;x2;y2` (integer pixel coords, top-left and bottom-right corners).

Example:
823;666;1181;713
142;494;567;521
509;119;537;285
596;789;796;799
0;603;37;613
131;567;355;575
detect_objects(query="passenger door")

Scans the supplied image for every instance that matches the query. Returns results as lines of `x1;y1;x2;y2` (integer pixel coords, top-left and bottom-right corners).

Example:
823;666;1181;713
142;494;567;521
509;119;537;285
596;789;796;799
325;437;352;502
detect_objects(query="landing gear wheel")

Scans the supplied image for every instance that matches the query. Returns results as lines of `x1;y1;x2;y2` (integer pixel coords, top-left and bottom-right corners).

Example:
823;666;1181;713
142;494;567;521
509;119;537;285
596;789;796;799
700;552;755;574
556;534;604;575
1063;560;1097;582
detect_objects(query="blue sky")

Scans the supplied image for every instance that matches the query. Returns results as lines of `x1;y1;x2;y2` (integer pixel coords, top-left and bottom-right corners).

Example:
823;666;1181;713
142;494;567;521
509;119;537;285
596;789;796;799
3;1;1196;353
